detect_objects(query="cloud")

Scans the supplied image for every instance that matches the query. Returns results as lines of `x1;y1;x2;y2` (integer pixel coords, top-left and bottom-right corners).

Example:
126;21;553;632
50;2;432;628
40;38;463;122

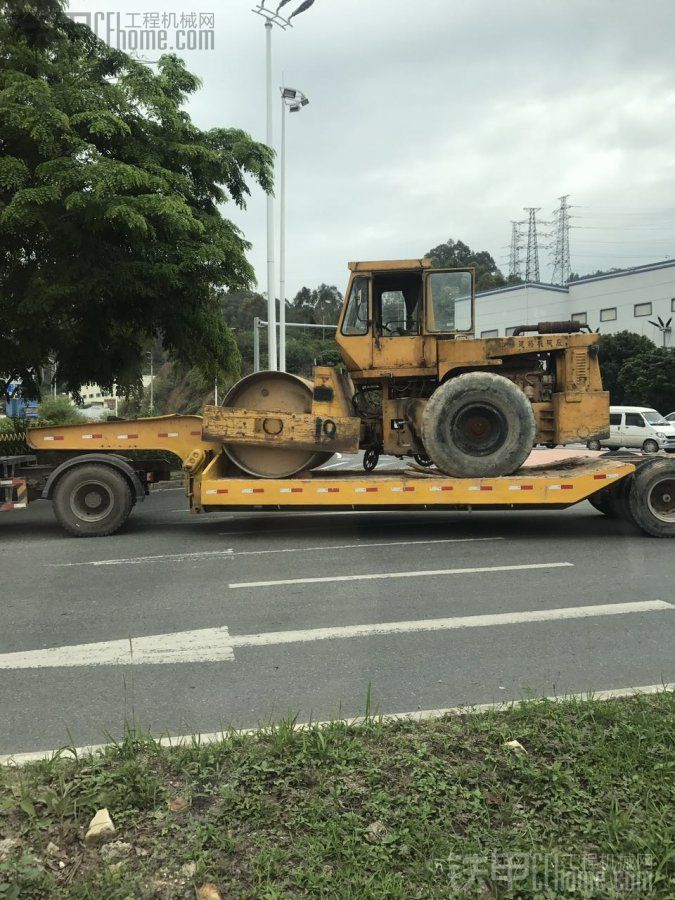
67;0;675;293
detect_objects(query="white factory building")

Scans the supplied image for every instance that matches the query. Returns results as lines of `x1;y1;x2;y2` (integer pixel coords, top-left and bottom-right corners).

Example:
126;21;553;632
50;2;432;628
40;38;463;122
475;259;675;345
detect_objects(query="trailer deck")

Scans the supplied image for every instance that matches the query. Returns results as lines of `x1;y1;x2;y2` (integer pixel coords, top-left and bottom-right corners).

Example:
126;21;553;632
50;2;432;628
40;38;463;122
196;457;636;512
0;414;670;537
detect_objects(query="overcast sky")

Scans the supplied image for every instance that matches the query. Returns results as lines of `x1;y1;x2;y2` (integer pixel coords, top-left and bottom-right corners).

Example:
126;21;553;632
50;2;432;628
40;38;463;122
69;0;675;298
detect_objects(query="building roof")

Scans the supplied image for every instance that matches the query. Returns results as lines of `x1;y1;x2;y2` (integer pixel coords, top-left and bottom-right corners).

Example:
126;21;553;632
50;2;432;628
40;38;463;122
477;282;568;298
569;258;675;286
477;258;675;298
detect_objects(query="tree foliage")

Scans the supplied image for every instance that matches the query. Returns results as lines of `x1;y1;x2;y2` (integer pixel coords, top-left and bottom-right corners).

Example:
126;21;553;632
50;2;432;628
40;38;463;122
425;239;508;292
598;331;656;404
289;284;343;326
0;0;272;398
617;347;675;413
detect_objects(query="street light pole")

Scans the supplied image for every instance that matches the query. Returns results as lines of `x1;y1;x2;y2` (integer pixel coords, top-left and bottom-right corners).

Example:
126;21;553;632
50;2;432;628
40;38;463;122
279;92;286;372
252;1;317;371
279;87;309;372
264;19;277;371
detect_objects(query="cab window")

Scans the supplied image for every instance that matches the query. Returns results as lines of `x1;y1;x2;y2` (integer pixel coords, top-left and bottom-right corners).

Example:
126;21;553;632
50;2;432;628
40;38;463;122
426;271;473;332
625;413;645;427
341;276;369;335
373;274;422;336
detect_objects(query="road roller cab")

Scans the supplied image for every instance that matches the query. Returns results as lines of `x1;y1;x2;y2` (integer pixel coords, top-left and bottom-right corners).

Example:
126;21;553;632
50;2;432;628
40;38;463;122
202;259;610;479
335;258;474;378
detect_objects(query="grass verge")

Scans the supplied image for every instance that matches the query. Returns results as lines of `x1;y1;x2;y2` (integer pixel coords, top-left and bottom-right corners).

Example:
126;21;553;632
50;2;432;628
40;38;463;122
1;692;673;898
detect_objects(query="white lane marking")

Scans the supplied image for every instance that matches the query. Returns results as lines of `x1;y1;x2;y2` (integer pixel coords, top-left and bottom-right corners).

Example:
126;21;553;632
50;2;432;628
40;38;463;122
53;550;235;567
229;601;672;647
0;601;669;672
0;628;234;669
4;682;672;767
51;536;503;568
230;561;574;589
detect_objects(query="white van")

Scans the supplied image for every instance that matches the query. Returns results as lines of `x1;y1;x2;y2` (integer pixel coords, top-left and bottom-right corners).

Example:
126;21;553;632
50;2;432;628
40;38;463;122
587;406;675;453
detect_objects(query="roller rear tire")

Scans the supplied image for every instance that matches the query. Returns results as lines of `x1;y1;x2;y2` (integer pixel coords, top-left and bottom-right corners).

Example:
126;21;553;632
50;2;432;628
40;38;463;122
422;372;536;478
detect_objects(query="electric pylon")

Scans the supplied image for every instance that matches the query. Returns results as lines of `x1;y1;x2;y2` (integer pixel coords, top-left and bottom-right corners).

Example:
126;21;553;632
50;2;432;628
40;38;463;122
508;220;524;280
550;195;571;285
524;207;541;282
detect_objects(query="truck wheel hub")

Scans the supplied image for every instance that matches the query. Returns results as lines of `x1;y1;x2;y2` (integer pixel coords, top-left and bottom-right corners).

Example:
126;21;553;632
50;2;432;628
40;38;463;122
451;404;507;456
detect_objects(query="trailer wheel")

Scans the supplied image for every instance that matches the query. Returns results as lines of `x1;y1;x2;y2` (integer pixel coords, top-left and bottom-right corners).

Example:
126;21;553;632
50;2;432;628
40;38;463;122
628;459;675;537
422;373;536;478
587;477;632;519
52;464;134;537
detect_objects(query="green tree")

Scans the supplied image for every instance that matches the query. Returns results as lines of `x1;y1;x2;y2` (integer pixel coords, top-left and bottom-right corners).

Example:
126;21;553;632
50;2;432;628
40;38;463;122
0;0;272;399
598;331;655;403
425;239;507;292
36;394;85;424
221;290;267;333
289;284;343;326
617;347;675;412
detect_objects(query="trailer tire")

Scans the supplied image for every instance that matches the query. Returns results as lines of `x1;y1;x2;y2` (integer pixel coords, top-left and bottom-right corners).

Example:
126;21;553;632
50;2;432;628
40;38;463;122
587;477;632;520
628;458;675;537
52;464;134;537
422;372;536;478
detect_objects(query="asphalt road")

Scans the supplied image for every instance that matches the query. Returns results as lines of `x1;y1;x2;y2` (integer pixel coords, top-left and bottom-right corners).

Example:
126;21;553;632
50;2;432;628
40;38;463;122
1;453;673;758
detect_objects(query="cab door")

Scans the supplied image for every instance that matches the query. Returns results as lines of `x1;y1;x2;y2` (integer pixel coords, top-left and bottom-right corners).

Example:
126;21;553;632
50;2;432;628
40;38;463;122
370;273;430;372
623;412;647;448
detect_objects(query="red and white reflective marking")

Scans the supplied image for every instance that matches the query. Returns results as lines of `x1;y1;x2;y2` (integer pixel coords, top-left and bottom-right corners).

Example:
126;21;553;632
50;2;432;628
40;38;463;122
509;484;535;492
116;434;139;440
594;473;620;480
205;489;229;495
42;435;64;442
548;484;574;491
82;433;103;440
242;488;265;495
190;430;201;436
391;486;415;493
355;487;379;494
317;487;340;494
280;487;304;494
158;432;179;438
429;485;454;493
1;502;27;511
468;485;493;492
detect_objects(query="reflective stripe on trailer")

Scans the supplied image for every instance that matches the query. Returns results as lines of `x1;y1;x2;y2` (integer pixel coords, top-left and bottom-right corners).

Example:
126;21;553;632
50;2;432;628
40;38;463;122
594;473;620;480
469;485;493;492
205;489;229;495
117;434;139;440
548;484;574;491
42;435;64;441
356;487;379;493
509;484;535;491
280;487;304;494
158;432;179;438
81;434;103;440
317;487;340;494
1;501;27;511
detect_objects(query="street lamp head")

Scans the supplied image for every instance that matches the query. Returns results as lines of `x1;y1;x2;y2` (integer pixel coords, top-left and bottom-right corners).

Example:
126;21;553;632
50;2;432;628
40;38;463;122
289;104;301;113
282;87;298;99
300;97;309;106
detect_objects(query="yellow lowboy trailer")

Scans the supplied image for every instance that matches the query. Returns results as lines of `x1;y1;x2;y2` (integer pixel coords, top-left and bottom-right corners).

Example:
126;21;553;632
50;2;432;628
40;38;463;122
4;413;672;538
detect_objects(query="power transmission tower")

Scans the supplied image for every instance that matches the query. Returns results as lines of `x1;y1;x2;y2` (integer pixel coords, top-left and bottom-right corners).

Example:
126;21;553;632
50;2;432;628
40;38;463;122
550;195;571;285
508;220;524;280
524;207;541;282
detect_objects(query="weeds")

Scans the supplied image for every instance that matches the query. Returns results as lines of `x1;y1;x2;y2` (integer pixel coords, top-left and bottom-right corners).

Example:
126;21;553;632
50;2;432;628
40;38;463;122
0;693;673;897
